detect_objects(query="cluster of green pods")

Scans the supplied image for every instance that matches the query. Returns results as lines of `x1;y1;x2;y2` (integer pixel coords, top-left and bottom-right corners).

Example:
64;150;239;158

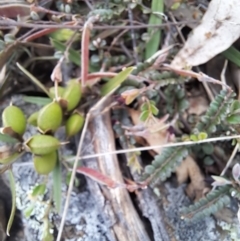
0;79;85;175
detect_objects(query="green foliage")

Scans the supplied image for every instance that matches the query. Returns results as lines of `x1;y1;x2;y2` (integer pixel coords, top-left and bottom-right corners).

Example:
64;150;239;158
52;154;62;213
6;170;16;236
194;89;235;134
101;67;134;96
141;88;236;218
181;186;230;221
226;100;240;124
140;69;190;86
50;39;80;66
222;46;240;68
31;184;46;197
190;132;208;141
164;85;189;115
142;147;188;185
0;133;18;144
140;100;159;121
145;0;164;59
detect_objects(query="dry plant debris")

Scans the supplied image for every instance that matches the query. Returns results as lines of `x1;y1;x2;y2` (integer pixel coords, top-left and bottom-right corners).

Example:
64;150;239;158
171;0;240;68
1;0;240;240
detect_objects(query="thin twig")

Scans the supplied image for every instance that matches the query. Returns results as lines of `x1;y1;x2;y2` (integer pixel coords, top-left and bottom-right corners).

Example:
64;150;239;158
0;19;199;30
127;5;138;64
196;66;215;101
212;143;239;191
84;0;94;10
57;84;116;240
56;112;91;241
66;134;240;162
220;143;239;176
220;59;228;91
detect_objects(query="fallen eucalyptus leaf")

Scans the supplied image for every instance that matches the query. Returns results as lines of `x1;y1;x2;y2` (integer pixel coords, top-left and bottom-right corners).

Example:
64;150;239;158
171;0;240;68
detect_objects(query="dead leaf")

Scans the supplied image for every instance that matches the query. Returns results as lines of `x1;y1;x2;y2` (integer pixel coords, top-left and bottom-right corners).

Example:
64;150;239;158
76;166;146;191
176;155;207;201
128;108;207;200
76;166;118;188
171;0;240;68
188;95;208;116
128;108;170;154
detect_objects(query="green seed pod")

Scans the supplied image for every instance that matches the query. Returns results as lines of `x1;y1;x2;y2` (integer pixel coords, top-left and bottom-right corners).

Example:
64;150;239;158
2;105;26;136
66;112;85;138
62;80;82;111
28;111;39;126
49;86;65;99
37;101;63;133
25;134;61;155
33;151;57;175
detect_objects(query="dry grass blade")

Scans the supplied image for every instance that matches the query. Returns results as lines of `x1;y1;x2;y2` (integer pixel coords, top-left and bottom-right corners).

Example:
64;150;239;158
64;134;240;162
6;169;16;236
56;112;90;241
16;63;51;97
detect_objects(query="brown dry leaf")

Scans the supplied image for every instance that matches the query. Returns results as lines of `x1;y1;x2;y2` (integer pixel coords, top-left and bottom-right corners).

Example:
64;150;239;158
128;108;207;200
176;155;207;201
171;0;240;68
128;108;169;154
188;95;208;116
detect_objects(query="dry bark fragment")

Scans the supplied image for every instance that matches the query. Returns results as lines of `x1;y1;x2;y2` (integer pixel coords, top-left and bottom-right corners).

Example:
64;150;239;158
81;100;151;241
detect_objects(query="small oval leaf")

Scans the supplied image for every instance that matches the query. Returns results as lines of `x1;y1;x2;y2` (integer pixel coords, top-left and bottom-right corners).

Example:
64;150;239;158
101;67;134;96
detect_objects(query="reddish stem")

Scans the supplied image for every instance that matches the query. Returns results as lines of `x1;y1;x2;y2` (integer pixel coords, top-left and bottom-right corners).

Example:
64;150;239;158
81;22;91;86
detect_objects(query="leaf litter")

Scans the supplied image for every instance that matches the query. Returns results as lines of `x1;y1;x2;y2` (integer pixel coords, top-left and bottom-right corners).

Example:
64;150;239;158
1;0;240;240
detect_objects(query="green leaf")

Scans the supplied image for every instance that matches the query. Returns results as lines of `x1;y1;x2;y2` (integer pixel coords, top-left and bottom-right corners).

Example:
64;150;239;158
16;63;51;98
150;103;159;116
101;67;134;96
203;156;215;166
42;219;54;241
190;134;198;142
222;46;240;68
50;38;80;66
198;132;208;140
226;114;240;124
171;2;181;10
230;100;240;113
140;110;149;122
149;100;156;105
23;96;52;106
31;184;46;197
24;204;34;218
202;143;214;155
0;133;18;144
48;29;80;42
145;165;155;174
178;99;189;112
52;154;62;213
145;0;164;59
6;170;16;236
140;102;148;112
